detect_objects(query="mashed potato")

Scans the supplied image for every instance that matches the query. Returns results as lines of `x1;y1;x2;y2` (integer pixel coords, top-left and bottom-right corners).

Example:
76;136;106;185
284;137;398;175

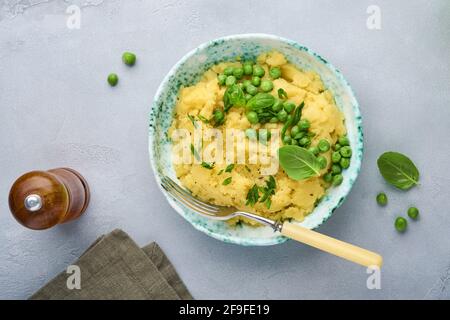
169;52;346;225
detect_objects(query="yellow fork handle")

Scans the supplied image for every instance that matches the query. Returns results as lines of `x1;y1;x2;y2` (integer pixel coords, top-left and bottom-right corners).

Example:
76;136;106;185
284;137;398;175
281;221;383;268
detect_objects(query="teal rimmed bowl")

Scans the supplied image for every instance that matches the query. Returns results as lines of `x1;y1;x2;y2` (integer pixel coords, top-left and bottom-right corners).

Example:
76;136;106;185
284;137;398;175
149;34;363;246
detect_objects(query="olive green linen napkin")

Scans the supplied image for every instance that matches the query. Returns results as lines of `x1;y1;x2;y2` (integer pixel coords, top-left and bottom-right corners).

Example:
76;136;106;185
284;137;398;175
30;229;192;300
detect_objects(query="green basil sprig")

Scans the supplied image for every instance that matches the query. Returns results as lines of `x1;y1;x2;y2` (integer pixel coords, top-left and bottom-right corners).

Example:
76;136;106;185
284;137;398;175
246;93;275;111
279;145;321;180
377;152;419;190
224;84;245;112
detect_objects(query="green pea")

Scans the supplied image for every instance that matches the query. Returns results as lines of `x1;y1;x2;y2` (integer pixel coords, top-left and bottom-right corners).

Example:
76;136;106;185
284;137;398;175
298;119;310;131
323;172;333;183
318;139;331;153
251;76;261;87
331;164;342;174
283;101;296;113
340;157;350;169
293;132;306;140
407;207;419;220
218;74;227;85
338;135;350;146
246;84;258;96
213;109;225;125
376;193;388;206
282;135;292;145
269;67;282;79
299;136;310;147
269;117;278;123
253;65;265;77
245;94;253;102
317;156;327;169
107;73;119;86
272;99;284;112
259;130;271;143
290;125;300;137
290;139;298;146
332;174;343;186
277;110;288;122
331;151;341;163
334;143;341;151
395;217;407;232
233;67;244;79
237;83;245;90
340;146;352;158
261;80;274;92
243;79;251;88
245;128;257;140
223;66;234;76
122;52;136;66
243;62;253;75
225;75;236;87
308;146;320;156
246;111;259;124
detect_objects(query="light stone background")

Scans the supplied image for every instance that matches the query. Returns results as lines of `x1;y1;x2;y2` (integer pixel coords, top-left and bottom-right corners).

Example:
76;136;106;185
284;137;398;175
1;0;449;300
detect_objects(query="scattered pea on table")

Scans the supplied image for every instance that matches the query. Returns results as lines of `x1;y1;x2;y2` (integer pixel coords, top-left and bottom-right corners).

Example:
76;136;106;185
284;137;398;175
107;73;119;86
122;52;136;66
376;192;388;206
395;217;408;232
407;207;419;220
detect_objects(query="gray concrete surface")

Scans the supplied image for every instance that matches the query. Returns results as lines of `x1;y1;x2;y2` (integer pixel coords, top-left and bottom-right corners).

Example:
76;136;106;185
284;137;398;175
1;0;450;300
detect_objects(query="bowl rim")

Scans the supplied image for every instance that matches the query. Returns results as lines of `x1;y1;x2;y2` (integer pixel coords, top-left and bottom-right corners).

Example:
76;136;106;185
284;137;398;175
149;33;363;246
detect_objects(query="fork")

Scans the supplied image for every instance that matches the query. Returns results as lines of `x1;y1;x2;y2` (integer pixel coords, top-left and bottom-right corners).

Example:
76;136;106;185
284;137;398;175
161;176;382;268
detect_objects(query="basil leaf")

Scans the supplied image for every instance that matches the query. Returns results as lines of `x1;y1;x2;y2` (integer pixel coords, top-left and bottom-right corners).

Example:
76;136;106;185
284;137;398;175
246;184;260;207
224;84;245;112
278;145;321;180
246;93;275;111
377;152;419;190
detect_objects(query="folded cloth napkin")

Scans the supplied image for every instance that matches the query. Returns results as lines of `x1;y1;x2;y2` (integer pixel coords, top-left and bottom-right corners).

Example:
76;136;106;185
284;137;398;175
30;229;192;300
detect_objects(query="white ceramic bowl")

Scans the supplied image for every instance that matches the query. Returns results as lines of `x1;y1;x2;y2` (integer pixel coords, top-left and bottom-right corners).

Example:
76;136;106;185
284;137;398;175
149;34;363;246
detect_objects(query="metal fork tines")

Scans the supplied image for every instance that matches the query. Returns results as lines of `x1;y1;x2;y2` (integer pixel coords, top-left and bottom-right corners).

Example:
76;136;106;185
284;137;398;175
160;176;225;218
160;175;279;229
